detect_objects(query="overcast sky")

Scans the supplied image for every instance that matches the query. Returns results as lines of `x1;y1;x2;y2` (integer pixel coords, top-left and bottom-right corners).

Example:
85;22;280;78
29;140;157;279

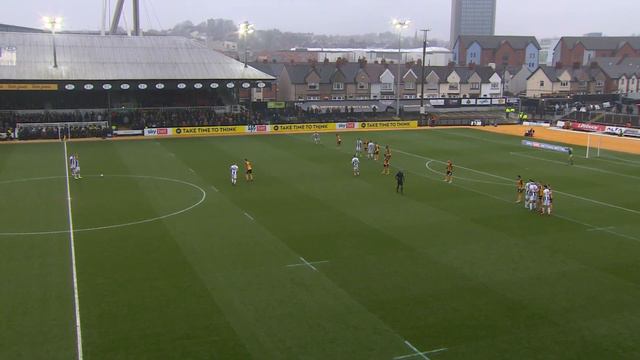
3;0;639;40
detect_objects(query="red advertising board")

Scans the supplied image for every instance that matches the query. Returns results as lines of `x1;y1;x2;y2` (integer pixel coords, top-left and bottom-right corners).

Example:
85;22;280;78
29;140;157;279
570;122;606;132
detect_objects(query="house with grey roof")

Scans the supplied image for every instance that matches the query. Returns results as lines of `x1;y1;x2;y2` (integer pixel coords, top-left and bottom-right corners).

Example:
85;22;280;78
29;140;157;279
452;35;540;71
594;57;640;95
553;36;640;66
274;62;502;101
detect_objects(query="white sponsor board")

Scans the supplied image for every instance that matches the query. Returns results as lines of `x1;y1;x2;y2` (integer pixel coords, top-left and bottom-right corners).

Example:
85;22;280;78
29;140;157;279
522;121;551;127
477;99;492;106
144;128;173;136
114;129;143;136
461;99;476;106
491;98;506;105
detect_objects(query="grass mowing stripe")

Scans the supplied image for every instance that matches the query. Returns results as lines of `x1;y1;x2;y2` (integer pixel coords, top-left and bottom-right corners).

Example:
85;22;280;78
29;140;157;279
395;148;640;216
63;141;83;360
510;151;640;181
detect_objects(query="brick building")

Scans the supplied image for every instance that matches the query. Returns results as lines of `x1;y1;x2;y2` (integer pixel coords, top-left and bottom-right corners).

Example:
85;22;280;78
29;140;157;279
452;35;540;71
552;37;640;67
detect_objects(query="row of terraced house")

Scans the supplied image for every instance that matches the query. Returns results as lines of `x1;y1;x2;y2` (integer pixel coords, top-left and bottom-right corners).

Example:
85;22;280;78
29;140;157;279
250;62;504;102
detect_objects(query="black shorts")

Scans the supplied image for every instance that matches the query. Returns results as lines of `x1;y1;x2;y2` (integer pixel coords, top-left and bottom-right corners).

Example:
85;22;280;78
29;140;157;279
246;169;253;174
446;171;452;176
518;189;524;193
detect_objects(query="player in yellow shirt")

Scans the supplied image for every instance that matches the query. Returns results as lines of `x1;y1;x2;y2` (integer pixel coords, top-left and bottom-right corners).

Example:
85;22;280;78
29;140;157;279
537;182;544;213
382;153;391;175
244;159;254;182
374;143;381;161
336;134;342;147
444;160;453;183
516;175;525;203
384;145;391;158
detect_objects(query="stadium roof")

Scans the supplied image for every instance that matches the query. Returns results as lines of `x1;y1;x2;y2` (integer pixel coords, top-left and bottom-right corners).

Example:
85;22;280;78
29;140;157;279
0;32;274;81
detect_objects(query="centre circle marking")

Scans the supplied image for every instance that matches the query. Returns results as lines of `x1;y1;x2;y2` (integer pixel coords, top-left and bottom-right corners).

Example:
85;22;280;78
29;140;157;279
0;175;207;236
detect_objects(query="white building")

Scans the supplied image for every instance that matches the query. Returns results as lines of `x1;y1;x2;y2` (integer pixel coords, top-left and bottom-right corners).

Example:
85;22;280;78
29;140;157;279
288;47;453;66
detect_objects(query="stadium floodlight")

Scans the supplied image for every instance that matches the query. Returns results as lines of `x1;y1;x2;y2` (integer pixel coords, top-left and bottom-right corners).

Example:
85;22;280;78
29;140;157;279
43;16;63;68
238;21;255;68
42;16;63;32
392;19;410;117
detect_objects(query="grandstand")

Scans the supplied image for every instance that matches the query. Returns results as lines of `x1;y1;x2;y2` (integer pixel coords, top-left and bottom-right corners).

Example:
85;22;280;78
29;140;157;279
0;31;274;138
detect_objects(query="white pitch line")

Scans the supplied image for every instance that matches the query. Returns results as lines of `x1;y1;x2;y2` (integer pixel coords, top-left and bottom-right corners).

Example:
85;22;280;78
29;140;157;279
510;152;640;181
394;348;448;360
415;161;640;243
402;341;430;360
63;141;84;360
244;212;255;221
286;257;330;271
210;185;219;192
395;149;640;216
587;226;616;232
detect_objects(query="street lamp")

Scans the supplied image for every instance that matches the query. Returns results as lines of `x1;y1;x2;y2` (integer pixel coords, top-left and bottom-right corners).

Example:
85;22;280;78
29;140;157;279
43;16;63;68
419;29;431;115
238;21;255;68
393;19;410;118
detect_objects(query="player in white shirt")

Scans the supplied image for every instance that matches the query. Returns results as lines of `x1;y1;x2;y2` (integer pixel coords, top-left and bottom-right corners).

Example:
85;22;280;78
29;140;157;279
72;154;82;179
528;182;538;211
367;141;375;160
355;139;363;157
230;164;239;185
312;132;320;144
69;155;76;175
351;155;360;176
524;180;532;209
542;185;552;215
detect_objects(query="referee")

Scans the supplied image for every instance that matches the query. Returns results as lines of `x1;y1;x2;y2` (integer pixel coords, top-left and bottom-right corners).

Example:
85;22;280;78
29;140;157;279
395;170;405;194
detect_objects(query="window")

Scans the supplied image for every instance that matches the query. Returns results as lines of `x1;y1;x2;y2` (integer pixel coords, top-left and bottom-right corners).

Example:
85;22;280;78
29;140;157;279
471;82;480;90
332;82;344;91
470;52;477;59
560;81;569;87
491;82;500;90
331;95;345;100
381;83;394;91
539;80;545;87
448;83;459;91
404;82;415;90
357;82;368;90
528;62;535;68
403;95;417;99
596;81;604;87
308;82;319;90
307;95;320;100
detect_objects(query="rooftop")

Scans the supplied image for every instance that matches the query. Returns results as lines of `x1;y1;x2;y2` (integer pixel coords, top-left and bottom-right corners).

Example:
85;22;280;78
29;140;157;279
0;32;273;81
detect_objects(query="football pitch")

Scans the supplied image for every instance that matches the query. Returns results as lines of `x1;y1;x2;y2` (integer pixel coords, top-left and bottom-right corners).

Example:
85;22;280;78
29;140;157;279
2;128;640;359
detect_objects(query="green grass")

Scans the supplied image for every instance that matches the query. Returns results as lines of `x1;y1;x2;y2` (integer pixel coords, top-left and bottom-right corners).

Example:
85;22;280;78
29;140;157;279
1;128;640;359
